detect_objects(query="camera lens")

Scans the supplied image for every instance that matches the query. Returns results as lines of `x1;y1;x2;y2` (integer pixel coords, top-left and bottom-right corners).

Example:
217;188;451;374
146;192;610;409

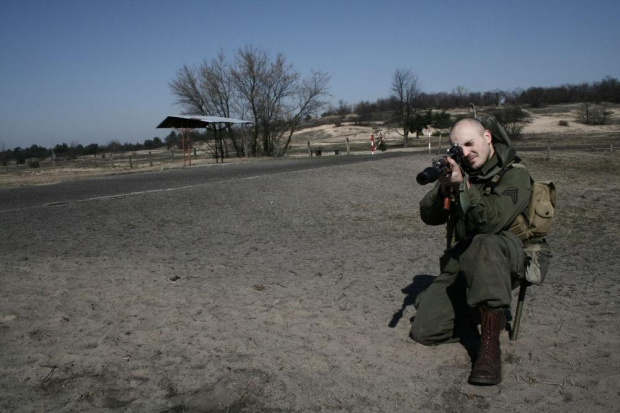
416;167;440;185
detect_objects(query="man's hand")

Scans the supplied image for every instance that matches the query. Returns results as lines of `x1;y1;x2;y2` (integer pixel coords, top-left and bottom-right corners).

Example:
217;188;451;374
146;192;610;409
438;157;466;188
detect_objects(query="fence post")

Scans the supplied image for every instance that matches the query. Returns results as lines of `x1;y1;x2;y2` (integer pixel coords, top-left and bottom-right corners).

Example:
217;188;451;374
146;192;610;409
129;155;133;169
308;140;311;157
149;152;153;166
346;137;350;155
428;131;431;154
194;147;197;159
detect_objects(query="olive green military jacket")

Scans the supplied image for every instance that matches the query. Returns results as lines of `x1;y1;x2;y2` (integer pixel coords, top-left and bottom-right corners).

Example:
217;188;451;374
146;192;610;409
419;118;532;243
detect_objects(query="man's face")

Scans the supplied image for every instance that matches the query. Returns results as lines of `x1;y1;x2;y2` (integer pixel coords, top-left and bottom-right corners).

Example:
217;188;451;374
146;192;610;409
449;126;494;170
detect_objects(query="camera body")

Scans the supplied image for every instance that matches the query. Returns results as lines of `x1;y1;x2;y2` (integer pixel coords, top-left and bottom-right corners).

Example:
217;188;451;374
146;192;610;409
416;143;464;185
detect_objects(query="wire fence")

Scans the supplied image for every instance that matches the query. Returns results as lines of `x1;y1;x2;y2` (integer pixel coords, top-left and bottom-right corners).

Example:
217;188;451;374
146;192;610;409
1;148;223;171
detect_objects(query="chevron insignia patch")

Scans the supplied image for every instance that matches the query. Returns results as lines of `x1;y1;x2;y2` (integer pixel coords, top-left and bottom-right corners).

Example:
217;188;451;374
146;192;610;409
501;188;519;205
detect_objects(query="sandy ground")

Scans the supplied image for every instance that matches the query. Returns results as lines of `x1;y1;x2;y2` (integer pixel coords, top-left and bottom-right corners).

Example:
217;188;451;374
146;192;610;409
290;105;620;152
1;147;619;411
523;106;620;135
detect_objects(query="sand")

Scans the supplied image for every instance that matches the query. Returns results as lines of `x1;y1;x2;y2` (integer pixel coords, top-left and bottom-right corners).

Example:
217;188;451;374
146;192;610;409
1;146;619;411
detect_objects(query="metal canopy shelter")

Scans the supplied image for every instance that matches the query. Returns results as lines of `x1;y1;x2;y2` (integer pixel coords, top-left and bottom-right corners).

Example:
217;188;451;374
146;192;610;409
156;115;253;165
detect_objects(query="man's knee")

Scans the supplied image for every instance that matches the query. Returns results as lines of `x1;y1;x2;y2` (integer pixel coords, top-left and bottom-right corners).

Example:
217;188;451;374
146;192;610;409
466;233;523;259
468;233;503;255
410;324;436;346
410;316;453;346
410;321;429;345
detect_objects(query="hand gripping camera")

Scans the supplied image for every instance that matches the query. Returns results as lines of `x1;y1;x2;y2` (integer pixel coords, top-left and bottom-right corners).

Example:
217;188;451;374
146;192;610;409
416;143;465;185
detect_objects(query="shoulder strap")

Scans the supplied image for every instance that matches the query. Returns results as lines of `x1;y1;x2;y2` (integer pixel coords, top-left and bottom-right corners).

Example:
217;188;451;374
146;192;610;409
484;160;515;194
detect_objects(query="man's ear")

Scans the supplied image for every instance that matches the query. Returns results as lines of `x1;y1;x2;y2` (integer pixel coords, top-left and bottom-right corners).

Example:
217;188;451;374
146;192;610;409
484;129;493;145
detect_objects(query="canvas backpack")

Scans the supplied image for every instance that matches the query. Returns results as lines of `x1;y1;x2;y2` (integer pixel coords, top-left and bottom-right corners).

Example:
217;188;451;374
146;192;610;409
486;162;556;285
485;162;556;242
504;163;556;242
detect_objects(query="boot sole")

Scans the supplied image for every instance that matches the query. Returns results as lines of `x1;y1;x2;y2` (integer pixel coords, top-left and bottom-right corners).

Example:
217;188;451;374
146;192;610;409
468;376;502;386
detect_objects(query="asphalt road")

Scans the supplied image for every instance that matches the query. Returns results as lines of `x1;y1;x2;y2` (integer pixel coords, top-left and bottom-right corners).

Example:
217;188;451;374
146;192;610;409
0;153;416;213
0;143;608;214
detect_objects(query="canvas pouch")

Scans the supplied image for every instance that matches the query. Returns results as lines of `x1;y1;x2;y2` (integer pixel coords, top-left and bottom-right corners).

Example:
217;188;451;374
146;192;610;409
504;167;556;241
523;240;553;285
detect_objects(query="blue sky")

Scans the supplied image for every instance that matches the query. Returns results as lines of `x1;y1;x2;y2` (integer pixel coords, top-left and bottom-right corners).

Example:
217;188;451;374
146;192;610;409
1;0;618;149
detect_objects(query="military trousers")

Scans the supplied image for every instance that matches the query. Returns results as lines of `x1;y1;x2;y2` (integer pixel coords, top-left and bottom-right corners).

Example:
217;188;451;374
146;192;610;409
410;231;525;346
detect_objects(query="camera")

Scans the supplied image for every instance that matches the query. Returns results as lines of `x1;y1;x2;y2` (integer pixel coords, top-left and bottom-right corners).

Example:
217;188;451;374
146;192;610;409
416;143;464;185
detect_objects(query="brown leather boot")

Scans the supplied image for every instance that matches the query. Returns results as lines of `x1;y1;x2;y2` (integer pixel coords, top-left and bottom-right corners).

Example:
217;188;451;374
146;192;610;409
468;305;506;385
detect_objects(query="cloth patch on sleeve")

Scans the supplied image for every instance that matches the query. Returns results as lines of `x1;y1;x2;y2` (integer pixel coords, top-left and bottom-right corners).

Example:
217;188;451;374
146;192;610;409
501;188;519;205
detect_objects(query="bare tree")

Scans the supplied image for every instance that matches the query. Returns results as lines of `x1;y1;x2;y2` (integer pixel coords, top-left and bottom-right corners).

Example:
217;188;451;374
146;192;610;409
354;100;375;125
336;99;352;116
0;141;8;166
280;69;330;154
578;102;610;125
169;65;209;115
252;50;299;155
200;52;248;157
487;106;531;139
230;46;330;156
451;86;470;107
391;68;422;147
200;52;235;118
229;46;272;156
170;45;330;157
169;52;244;157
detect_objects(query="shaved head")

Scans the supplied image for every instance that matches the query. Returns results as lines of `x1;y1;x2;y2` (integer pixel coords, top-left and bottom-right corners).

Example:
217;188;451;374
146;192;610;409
449;117;495;170
450;118;487;138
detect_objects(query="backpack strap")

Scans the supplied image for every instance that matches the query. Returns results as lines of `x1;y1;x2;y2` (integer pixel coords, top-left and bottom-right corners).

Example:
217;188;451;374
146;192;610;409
484;160;516;194
486;160;534;240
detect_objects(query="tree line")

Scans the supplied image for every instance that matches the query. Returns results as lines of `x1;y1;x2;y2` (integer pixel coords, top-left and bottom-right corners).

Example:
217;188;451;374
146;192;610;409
319;74;619;145
0;132;196;166
2;44;617;165
325;75;619;121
